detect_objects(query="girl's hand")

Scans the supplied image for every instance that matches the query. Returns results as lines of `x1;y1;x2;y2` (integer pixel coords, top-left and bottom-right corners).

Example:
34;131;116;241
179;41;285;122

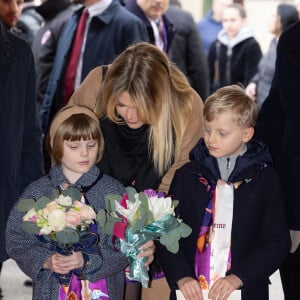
43;251;84;274
137;240;156;267
177;276;204;300
208;274;242;300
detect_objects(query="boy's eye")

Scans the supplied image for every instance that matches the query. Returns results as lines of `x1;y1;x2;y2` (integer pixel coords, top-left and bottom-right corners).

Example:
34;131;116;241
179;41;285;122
218;131;228;137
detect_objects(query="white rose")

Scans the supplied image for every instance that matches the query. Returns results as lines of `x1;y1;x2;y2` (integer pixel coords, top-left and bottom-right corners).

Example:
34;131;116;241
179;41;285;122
148;196;174;221
39;226;53;235
47;209;66;232
56;195;72;207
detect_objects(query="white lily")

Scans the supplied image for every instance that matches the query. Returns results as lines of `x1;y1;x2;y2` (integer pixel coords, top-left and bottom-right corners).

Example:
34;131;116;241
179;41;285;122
115;199;141;223
148;196;174;221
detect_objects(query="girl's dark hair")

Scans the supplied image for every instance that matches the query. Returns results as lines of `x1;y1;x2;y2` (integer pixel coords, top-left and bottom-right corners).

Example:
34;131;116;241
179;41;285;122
277;4;299;32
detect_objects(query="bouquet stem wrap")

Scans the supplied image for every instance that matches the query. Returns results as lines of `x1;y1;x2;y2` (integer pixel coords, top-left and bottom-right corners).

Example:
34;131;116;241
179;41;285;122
121;215;180;288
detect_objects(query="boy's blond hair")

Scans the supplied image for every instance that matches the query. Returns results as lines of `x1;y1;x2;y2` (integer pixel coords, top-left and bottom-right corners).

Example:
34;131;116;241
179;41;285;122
204;85;257;127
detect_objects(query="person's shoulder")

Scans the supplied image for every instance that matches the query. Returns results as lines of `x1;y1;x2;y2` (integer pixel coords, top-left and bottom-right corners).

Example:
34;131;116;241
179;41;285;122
98;173;125;193
21;174;51;198
110;0;143;23
2;26;30;50
278;21;300;49
175;159;203;178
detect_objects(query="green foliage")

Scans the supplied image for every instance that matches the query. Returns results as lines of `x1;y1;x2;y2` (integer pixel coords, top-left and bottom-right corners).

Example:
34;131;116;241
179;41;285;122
126;186;137;203
159;222;192;254
104;193;121;213
21;221;40;234
35;196;52;210
56;227;80;246
96;208;121;235
16;199;36;212
62;187;81;201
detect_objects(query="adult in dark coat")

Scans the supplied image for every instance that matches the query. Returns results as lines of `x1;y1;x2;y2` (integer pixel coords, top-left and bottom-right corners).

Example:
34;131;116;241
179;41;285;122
255;21;300;300
158;139;290;300
31;0;76;107
0;20;43;294
39;0;148;134
124;0;176;54
165;4;209;100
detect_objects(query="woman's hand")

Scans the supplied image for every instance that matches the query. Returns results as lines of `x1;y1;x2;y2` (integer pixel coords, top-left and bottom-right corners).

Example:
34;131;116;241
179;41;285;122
245;82;257;101
177;276;204;300
137;240;156;267
43;251;84;274
208;274;242;300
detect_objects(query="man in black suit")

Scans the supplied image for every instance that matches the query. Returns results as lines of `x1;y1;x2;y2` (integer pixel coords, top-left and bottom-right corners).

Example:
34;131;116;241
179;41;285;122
255;21;300;300
0;21;43;297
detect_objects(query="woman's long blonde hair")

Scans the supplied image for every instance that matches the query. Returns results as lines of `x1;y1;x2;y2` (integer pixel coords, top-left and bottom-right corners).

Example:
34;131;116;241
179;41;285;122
95;42;195;176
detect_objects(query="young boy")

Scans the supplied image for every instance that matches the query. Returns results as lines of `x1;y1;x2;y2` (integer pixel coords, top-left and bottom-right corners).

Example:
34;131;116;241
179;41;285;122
157;85;290;300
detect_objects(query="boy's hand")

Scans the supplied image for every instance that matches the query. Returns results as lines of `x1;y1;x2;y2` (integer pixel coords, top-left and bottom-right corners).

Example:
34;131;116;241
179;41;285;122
177;276;204;300
208;274;242;300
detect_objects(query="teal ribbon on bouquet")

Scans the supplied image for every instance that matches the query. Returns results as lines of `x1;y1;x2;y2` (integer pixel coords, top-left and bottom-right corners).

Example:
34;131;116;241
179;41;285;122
121;215;190;288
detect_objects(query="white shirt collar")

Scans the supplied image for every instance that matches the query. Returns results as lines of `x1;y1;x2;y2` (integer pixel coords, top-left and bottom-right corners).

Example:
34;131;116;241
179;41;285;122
87;0;112;18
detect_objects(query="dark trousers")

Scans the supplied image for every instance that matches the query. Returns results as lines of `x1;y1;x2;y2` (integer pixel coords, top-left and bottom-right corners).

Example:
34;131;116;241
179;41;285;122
280;246;300;300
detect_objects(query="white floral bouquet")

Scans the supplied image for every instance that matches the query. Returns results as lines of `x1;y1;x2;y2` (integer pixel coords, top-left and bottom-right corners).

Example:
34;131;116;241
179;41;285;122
16;187;99;283
97;187;192;287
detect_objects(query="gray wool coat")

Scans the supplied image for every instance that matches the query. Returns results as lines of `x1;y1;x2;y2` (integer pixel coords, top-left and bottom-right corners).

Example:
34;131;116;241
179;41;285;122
6;165;128;300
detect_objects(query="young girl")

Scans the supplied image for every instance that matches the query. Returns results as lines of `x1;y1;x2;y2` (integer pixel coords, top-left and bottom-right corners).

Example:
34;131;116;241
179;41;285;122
5;105;154;300
158;85;290;300
208;3;262;92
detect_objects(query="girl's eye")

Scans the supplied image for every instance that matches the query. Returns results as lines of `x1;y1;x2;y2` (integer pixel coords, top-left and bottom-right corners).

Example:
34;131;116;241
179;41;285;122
87;144;96;148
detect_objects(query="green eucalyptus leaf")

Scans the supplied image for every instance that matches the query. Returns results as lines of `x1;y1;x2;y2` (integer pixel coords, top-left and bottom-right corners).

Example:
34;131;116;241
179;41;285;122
105;194;122;212
126;186;138;203
160;233;180;253
35;196;52;210
167;241;179;253
177;222;192;238
21;221;40;234
172;200;179;208
131;218;140;234
62;187;81;201
146;210;154;224
138;192;149;209
56;228;79;245
16;199;36;212
96;209;107;228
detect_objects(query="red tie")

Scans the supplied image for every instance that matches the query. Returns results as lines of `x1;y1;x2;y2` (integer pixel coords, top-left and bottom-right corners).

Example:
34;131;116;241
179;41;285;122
63;9;89;104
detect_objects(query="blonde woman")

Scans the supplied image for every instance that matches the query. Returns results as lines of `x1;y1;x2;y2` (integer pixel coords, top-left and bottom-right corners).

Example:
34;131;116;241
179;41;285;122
69;42;204;300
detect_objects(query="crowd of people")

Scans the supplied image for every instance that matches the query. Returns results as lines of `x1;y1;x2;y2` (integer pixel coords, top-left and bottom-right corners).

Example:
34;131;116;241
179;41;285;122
0;0;300;299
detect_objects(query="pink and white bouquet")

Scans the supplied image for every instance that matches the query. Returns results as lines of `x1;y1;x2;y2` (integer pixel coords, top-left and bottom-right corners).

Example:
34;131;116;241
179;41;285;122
17;187;97;248
97;187;192;287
